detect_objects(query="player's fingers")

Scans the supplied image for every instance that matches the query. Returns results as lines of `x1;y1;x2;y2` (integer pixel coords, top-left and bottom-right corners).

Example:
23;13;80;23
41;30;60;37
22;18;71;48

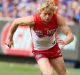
57;39;64;43
5;43;12;48
57;39;63;41
59;45;65;49
57;40;65;45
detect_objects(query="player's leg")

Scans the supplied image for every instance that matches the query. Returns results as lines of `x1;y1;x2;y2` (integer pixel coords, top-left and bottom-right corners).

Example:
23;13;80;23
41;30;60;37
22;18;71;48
50;57;66;75
37;58;54;75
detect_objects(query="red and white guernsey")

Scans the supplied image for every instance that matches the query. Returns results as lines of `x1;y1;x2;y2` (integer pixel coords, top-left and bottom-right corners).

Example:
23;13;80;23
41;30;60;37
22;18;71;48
31;13;58;51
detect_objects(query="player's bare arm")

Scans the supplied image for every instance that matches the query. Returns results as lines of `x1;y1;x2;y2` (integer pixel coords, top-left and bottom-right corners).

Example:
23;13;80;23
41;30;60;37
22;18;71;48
57;14;74;45
6;15;35;48
9;15;34;39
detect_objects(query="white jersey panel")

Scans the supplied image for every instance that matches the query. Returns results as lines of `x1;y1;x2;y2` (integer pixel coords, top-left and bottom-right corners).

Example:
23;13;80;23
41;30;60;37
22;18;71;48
30;28;57;50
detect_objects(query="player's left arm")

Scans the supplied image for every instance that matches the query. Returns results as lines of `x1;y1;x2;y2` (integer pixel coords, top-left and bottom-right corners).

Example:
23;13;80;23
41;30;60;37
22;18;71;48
57;14;74;45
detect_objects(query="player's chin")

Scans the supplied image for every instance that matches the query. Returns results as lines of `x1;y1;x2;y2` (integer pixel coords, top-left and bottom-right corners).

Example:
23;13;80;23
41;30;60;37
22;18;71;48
45;20;50;23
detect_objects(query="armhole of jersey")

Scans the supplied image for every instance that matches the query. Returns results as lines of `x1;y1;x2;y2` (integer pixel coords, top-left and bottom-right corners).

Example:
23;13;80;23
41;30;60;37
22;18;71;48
55;13;58;28
28;15;35;27
53;13;58;28
56;14;62;28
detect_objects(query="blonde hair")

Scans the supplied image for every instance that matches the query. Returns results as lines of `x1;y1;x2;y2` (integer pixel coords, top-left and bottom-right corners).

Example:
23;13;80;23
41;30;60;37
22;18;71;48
39;0;58;12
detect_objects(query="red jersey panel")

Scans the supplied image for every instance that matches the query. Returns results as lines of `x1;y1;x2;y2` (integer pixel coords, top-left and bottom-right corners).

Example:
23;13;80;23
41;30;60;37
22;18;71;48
31;13;58;51
33;13;58;37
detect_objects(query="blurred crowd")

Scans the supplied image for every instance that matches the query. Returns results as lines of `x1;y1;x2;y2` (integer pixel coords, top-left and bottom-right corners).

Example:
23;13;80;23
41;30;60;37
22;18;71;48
0;0;80;24
0;0;41;18
59;0;80;24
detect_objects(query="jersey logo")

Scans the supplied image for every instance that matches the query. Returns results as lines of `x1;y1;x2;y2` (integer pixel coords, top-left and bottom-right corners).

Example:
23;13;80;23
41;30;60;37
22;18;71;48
35;30;43;37
47;29;56;36
34;29;56;37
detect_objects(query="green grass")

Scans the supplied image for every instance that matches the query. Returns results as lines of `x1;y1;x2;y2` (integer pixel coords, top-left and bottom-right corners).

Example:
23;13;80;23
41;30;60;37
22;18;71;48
0;61;80;75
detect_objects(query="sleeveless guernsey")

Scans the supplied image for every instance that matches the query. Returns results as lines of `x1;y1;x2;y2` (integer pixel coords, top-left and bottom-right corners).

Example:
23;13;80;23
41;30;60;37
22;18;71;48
31;13;58;50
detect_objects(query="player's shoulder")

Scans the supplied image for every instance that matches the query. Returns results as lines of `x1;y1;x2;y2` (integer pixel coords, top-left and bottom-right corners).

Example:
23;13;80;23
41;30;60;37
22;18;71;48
15;15;34;22
56;14;66;27
22;15;35;24
25;15;34;21
25;15;35;26
56;14;65;21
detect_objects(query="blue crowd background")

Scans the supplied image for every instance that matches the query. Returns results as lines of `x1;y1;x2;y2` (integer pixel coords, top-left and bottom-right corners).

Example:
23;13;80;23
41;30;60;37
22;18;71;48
0;0;80;24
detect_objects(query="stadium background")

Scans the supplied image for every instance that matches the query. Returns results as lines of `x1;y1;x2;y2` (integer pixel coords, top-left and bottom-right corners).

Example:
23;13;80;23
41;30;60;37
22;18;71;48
0;0;80;75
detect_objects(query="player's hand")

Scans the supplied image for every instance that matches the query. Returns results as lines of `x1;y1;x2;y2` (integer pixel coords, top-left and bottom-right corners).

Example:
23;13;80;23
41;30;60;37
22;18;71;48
57;39;66;47
5;39;13;48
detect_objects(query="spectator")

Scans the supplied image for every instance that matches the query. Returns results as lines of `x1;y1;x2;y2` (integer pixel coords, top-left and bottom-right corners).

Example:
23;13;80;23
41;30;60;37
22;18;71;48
0;0;79;24
0;0;3;16
18;3;27;17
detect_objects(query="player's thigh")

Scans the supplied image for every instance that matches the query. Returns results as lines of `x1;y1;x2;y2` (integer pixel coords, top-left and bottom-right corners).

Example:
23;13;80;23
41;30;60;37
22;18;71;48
37;58;54;75
50;57;66;74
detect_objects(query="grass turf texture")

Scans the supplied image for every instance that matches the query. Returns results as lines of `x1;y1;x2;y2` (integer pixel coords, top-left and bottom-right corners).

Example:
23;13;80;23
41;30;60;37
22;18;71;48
0;61;80;75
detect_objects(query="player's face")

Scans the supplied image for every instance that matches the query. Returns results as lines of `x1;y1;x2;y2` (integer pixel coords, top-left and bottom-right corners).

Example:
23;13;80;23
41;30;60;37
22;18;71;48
40;10;53;23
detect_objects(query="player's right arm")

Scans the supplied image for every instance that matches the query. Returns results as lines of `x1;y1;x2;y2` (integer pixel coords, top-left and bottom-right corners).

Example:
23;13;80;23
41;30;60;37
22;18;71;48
6;15;35;48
